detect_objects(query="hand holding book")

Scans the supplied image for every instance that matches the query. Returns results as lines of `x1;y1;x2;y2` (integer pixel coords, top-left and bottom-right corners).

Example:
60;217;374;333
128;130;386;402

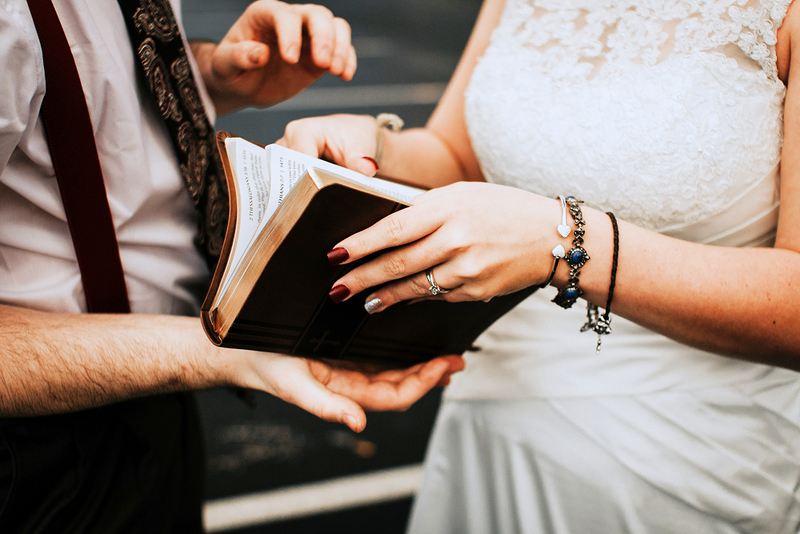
201;132;537;364
325;181;557;310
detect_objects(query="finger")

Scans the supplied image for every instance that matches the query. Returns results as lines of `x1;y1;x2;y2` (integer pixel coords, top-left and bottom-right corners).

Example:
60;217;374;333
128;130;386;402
330;355;464;383
329;149;379;176
279;116;379;174
275;359;368;432
379;356;461;410
327;17;353;77
327;356;456;412
298;4;337;68
332;224;461;302
340;43;357;81
435;356;467;388
440;354;467;374
332;244;437;304
349;154;379;176
276;118;330;158
212;40;270;80
322;358;429;384
364;266;463;312
314;121;379;174
366;359;428;382
332;200;446;266
257;5;303;64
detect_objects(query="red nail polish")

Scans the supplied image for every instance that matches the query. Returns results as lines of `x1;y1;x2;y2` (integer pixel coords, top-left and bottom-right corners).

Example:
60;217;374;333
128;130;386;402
328;284;350;303
327;247;349;265
362;156;379;172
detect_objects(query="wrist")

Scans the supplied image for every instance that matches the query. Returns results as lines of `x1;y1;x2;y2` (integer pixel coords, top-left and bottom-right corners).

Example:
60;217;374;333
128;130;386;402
189;40;242;116
189;39;217;85
540;198;618;352
169;315;236;390
550;204;615;306
373;113;404;177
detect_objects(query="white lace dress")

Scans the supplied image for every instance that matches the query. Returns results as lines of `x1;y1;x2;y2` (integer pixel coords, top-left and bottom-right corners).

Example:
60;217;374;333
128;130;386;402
407;1;800;532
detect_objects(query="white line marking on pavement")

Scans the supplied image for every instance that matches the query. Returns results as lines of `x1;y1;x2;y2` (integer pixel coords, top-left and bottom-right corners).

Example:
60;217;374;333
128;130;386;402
203;463;424;532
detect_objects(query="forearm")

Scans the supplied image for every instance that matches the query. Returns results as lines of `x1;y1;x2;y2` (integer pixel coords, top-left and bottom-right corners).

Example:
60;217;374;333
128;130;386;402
378;127;475;188
376;0;501;188
560;207;800;366
0;304;232;416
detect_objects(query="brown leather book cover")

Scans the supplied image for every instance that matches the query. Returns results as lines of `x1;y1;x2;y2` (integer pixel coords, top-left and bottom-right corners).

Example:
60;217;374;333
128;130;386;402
201;132;537;364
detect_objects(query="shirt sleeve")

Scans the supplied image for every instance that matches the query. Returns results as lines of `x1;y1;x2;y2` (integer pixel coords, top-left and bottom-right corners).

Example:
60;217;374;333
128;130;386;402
0;0;45;173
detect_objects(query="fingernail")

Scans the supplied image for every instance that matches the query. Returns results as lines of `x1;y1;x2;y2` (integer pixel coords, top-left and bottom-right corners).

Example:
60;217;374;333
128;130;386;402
248;46;262;63
328;284;350;303
362;157;379;172
327;247;349;265
364;297;383;314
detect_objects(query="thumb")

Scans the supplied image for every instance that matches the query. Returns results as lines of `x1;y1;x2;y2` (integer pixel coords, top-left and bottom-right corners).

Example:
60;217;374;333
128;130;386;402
212;41;270;80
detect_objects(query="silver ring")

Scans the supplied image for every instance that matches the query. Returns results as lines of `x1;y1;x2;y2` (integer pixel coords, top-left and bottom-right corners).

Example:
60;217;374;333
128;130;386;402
425;268;451;296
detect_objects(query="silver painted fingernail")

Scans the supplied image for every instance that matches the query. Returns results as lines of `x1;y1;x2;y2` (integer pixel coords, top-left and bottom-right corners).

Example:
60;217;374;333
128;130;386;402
364;298;383;314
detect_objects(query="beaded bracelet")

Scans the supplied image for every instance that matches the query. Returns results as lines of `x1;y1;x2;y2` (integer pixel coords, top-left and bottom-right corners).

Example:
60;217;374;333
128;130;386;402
580;211;619;352
552;197;589;309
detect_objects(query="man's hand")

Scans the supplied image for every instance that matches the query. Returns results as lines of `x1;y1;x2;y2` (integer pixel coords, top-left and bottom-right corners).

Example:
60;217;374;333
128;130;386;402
0;306;462;432
193;1;357;115
233;352;466;433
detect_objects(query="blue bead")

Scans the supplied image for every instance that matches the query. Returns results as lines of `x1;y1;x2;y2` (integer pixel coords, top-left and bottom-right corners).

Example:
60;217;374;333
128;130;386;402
570;250;584;264
565;288;578;300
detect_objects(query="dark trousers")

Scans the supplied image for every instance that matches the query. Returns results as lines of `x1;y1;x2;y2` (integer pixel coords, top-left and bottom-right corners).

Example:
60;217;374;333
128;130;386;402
0;393;205;533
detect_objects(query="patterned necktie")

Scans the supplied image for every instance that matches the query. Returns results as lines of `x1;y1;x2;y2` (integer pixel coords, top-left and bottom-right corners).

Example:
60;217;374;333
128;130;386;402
116;0;228;263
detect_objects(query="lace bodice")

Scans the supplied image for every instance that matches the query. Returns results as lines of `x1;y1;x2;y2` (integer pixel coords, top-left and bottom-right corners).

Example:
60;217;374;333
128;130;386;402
447;0;796;401
465;0;790;238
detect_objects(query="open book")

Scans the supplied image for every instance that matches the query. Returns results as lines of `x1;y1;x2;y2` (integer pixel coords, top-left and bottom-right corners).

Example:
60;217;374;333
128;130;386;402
201;132;537;364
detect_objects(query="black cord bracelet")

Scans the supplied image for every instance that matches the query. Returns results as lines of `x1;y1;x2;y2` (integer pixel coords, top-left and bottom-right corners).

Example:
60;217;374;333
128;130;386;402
581;211;619;352
605;211;619;317
539;196;571;288
538;245;566;288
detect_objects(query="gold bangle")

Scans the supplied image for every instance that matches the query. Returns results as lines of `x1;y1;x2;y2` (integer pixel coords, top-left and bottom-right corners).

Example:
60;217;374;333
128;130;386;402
374;113;404;167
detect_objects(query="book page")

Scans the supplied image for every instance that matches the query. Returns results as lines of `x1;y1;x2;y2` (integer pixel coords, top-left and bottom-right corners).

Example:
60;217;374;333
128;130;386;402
250;143;424;262
265;144;424;204
218;137;271;303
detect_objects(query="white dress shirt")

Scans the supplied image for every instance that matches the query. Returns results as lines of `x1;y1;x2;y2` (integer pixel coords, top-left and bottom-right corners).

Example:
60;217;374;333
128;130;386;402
0;0;211;316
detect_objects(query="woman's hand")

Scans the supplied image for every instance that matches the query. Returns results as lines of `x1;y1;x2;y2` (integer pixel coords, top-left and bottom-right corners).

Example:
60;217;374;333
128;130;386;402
194;1;357;115
326;182;566;312
233;351;465;433
277;113;473;188
277;113;384;176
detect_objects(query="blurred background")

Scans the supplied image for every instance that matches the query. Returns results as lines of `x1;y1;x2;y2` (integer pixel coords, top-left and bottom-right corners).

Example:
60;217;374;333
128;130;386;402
180;1;483;532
